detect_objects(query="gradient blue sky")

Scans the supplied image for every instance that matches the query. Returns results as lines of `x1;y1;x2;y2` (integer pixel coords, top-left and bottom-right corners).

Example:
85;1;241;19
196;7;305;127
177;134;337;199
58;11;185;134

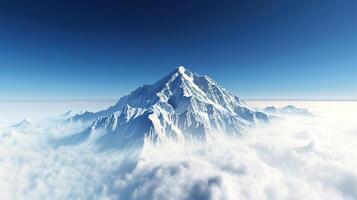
0;0;356;100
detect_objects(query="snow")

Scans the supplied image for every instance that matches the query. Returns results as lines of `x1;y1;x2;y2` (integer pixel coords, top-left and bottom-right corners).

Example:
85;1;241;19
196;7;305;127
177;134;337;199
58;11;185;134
177;65;186;74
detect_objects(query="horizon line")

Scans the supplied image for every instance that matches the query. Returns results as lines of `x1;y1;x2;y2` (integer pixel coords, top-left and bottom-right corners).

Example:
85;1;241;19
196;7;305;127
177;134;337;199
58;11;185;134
0;98;357;102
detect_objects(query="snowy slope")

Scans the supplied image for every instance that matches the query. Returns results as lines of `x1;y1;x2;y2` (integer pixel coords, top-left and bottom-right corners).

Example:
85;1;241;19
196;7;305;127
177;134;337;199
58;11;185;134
71;66;268;146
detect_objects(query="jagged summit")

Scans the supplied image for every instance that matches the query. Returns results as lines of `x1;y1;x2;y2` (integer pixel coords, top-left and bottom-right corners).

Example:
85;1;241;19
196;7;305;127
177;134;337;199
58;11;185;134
176;65;186;73
70;66;268;147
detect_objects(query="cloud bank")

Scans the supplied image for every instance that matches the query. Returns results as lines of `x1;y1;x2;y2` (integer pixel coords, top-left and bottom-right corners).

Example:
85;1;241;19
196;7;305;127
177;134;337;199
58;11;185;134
0;102;357;200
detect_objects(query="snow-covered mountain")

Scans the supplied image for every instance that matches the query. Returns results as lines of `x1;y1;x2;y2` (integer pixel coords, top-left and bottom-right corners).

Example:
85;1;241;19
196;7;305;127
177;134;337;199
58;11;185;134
263;105;312;116
70;66;268;147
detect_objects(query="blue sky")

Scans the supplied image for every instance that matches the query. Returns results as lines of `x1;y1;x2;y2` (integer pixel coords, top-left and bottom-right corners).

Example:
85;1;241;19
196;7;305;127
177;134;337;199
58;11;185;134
0;0;356;100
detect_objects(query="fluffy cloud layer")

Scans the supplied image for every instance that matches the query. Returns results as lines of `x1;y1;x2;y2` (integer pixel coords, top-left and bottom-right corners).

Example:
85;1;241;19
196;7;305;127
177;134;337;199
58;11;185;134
0;102;357;200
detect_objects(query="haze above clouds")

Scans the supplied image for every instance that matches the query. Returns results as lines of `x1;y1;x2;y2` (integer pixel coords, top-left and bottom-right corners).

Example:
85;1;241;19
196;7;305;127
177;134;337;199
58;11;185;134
0;101;356;200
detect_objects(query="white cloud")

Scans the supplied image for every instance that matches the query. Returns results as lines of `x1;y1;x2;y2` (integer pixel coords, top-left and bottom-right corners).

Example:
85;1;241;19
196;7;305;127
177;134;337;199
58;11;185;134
0;102;357;200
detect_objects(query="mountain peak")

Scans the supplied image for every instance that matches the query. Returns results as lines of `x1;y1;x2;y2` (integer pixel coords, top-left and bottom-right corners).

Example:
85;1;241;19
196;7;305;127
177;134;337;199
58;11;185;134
168;66;197;78
167;65;190;78
176;65;186;74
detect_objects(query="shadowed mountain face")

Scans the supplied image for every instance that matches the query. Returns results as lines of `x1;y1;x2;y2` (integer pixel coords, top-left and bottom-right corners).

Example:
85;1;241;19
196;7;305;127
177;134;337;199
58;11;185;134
70;66;268;147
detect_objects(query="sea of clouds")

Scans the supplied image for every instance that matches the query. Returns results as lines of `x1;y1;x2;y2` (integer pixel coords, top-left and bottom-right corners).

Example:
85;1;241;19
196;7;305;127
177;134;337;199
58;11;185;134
0;101;356;200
